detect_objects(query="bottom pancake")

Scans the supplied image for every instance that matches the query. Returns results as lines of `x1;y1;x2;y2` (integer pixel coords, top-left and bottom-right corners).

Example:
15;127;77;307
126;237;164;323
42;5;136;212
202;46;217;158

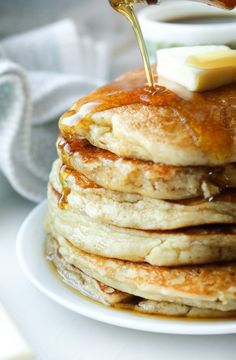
46;235;236;318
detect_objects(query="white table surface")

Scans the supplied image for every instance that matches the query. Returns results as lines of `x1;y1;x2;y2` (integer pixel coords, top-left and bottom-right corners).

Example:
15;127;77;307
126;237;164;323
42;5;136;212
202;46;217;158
1;177;236;360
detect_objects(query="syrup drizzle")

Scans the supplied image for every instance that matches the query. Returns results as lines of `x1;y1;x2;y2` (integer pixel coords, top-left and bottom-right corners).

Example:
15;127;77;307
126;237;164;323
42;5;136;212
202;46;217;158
110;0;157;87
58;165;72;209
58;160;101;209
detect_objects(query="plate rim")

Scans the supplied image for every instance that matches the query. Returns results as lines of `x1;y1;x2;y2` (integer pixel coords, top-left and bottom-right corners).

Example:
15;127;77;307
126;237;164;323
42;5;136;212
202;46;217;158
16;200;236;335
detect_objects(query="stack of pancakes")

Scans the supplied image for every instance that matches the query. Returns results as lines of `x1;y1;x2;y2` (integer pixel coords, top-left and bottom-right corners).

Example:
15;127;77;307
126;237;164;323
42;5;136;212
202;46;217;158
45;68;236;318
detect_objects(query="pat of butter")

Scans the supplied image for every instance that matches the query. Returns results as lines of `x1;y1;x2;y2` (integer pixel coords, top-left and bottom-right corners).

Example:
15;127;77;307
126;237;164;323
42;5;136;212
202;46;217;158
156;45;236;92
0;304;34;360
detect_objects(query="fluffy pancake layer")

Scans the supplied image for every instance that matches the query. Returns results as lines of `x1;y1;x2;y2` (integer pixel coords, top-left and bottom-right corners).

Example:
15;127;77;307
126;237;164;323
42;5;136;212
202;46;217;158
46;235;236;315
50;159;236;230
46;236;236;318
47;186;236;266
57;136;236;200
59;68;236;166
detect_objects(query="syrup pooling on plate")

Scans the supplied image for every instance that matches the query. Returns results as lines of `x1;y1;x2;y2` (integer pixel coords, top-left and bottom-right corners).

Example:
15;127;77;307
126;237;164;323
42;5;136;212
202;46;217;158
200;0;236;8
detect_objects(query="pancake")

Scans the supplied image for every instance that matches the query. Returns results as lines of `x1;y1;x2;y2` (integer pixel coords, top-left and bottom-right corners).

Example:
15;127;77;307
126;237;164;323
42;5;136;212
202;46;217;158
57;136;236;200
50;159;236;230
46;234;131;305
47;187;236;266
46;236;236;318
59;68;236;166
46;235;236;314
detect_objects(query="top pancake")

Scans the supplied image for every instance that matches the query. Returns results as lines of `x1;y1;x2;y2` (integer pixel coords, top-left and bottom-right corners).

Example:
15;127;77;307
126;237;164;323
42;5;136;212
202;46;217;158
59;68;236;166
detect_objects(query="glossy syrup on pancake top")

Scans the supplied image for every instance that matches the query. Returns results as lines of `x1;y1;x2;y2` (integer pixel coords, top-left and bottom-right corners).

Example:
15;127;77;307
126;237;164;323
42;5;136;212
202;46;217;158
60;67;236;162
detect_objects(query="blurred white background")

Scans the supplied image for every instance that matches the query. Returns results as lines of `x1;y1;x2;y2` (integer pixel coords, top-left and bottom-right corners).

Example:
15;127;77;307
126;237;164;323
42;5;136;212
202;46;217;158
0;0;143;77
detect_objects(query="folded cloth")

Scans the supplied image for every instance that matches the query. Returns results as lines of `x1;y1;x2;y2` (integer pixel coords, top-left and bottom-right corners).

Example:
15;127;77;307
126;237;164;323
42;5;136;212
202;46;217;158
0;19;108;202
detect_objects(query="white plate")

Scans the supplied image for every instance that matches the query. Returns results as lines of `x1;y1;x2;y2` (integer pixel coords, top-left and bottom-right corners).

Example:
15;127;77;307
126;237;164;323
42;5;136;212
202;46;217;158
16;201;236;335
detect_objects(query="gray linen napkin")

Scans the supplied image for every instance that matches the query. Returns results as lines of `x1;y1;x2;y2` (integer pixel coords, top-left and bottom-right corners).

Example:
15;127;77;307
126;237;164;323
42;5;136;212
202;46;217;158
0;19;108;202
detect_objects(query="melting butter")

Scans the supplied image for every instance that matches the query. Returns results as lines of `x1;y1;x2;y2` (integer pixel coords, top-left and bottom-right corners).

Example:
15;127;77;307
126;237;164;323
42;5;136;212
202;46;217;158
157;45;236;92
188;49;236;69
